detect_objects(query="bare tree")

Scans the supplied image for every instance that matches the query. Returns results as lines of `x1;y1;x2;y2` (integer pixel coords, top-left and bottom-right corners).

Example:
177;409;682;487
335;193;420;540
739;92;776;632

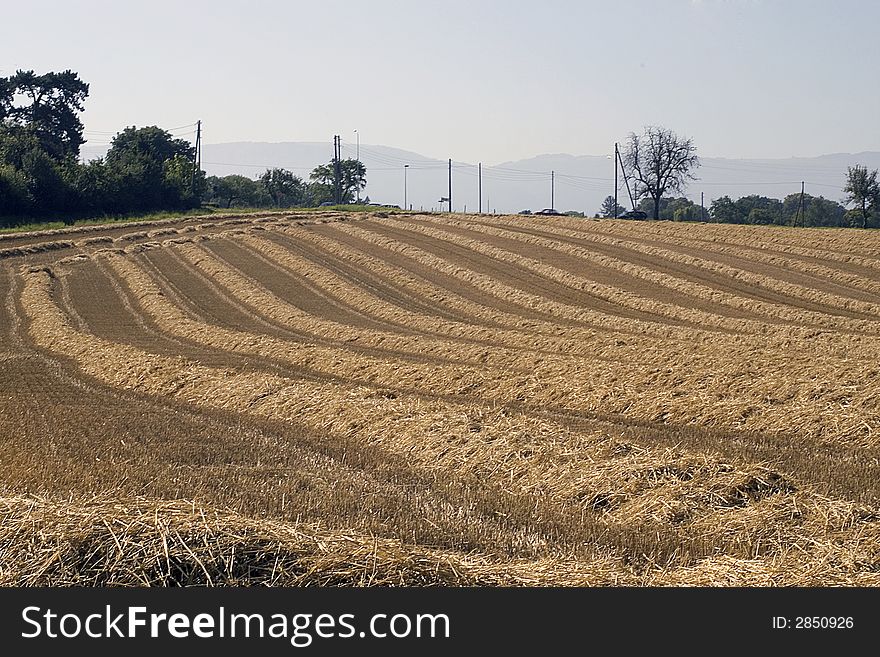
843;164;879;229
622;126;699;220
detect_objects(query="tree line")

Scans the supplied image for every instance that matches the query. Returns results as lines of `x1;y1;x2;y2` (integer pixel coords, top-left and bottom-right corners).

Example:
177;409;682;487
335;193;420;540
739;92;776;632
599;191;861;227
204;159;366;210
598;126;879;228
0;70;366;227
2;71;877;229
0;70;207;225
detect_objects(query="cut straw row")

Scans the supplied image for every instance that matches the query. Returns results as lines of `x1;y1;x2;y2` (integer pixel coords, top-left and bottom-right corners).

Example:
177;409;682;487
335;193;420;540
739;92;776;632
447;215;880;316
400;217;880;334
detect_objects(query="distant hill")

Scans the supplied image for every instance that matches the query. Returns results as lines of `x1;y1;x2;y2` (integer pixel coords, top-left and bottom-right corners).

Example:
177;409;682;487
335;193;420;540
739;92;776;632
80;141;880;215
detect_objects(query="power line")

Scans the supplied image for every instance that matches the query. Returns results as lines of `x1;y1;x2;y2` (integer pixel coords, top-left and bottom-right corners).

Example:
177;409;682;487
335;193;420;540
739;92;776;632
83;121;197;135
193;148;853;212
166;122;198;131
695;180;804;186
549;172;614;182
700;160;854;174
202;161;313;170
805;181;846;190
355;144;439;167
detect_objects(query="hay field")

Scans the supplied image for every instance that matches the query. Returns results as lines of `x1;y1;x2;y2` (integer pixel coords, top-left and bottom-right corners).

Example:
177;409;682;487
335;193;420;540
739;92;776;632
1;210;879;586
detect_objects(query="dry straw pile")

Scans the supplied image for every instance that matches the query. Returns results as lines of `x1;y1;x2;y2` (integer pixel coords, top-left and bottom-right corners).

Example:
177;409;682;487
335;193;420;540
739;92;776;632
0;495;631;586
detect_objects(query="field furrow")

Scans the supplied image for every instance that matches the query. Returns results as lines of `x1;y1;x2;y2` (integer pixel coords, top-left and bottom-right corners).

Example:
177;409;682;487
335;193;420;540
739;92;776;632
401;218;880;333
311;221;598;327
63;258;198;357
105;252;542;397
264;229;484;326
238;232;637;362
18;265;880;584
4;211;880;587
365;219;786;333
170;239;590;370
275;223;878;366
204;237;402;334
544;215;880;271
6;277;630;565
104;248;792;440
464;216;880;318
104;243;880;455
283;224;651;356
597;227;880;302
423;219;775;323
308;223;834;358
337;221;880;369
356;219;702;328
0;266;14;353
137;243;524;372
340;221;733;340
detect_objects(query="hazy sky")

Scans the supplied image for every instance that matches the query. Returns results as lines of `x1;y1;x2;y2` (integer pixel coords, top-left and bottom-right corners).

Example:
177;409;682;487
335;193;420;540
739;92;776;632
4;0;879;164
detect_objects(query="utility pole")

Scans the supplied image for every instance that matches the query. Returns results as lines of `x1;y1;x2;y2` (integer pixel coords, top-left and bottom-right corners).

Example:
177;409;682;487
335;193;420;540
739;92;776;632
798;181;805;227
333;135;342;205
354;129;359;203
616;147;636;210
551;170;555;209
191;119;201;189
701;191;705;222
404;164;409;211
791;181;806;227
448;158;452;213
478;162;482;214
613;142;619;218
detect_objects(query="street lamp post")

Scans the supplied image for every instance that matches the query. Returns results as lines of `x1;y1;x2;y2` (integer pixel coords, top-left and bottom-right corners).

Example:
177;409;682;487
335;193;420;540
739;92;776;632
353;129;359;203
404;164;409;210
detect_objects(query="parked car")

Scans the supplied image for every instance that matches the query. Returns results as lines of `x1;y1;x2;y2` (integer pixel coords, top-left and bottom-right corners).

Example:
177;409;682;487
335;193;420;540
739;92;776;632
518;209;532;215
535;208;563;216
621;209;647;219
318;201;335;207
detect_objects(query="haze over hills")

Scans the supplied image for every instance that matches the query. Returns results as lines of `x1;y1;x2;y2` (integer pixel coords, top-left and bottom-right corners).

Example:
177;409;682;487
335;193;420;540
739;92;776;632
80;141;880;215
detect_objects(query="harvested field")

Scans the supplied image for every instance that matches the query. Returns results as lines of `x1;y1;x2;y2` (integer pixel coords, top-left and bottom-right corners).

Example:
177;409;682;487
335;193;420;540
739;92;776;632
1;211;879;586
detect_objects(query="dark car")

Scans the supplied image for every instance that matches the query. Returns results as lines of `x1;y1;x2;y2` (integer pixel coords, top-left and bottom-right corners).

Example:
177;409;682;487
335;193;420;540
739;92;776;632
535;208;563;216
621;210;647;219
518;209;532;215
